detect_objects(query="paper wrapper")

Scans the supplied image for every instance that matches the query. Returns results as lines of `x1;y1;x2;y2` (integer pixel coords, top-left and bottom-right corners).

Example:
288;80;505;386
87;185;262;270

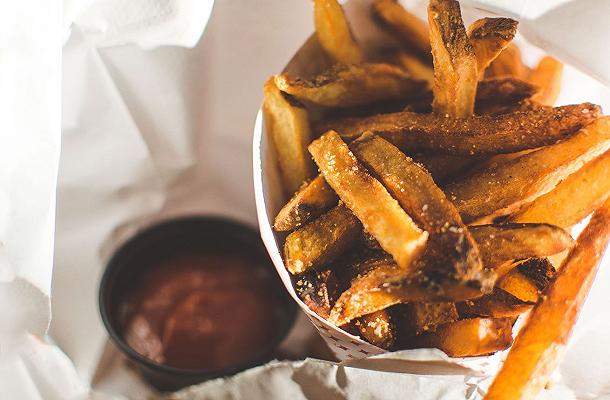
253;0;610;365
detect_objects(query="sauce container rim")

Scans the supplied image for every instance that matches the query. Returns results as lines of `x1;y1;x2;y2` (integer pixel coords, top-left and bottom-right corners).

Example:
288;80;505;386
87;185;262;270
98;215;297;380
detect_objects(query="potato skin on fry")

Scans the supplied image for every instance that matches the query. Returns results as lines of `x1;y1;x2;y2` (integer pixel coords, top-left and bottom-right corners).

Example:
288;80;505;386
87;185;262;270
372;0;431;59
484;199;610;400
405;317;513;357
314;0;363;65
457;288;533;319
284;204;361;274
475;77;538;115
355;309;396;350
320;103;600;156
447;115;610;223
395;302;458;336
274;175;338;232
309;131;428;270
263;79;315;194
469;223;574;268
498;258;555;303
428;0;478;117
274;64;428;108
294;269;339;319
467;18;518;74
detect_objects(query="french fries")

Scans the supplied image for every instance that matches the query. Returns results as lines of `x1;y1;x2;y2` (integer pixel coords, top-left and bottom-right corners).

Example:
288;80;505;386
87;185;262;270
274;63;428;108
263;79;315;194
467;18;518;74
428;0;478;117
295;269;339;319
313;0;363;65
329;259;484;326
266;0;610;365
320;103;600;156
497;258;555;303
274;175;338;232
486;43;529;79
457;288;533;319
355;309;396;349
529;56;563;106
446;116;610;223
309;131;428;270
396;302;458;336
484;199;610;400
372;0;431;59
469;223;574;268
284;204;361;274
350;132;483;283
406;317;514;357
511;148;610;227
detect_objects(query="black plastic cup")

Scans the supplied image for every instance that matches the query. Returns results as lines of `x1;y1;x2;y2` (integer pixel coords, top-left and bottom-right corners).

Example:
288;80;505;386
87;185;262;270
99;216;297;392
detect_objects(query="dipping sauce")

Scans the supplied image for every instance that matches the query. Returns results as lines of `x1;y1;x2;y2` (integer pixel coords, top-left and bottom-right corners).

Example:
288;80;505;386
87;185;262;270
120;253;278;370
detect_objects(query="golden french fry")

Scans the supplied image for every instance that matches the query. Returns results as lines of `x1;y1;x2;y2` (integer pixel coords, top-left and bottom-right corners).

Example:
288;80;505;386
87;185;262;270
484;198;610;400
511;148;610;227
467;18;518;74
309;131;428;270
314;0;363;65
446;116;610;223
284;204;361;274
295;269;339;319
350;132;483;283
497;258;555;303
329;258;487;326
355;309;396;349
406;317;513;357
428;0;478;117
263;79;315;194
487;43;529;79
395;302;458;336
394;51;434;85
372;0;431;59
274;63;427;108
412;154;481;184
318;103;600;156
469;223;574;268
529;56;563;106
457;288;533;318
274;175;338;232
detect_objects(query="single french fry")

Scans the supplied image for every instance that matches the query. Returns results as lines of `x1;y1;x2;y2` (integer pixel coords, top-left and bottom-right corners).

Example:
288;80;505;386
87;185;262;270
263;79;315;194
511;148;610;227
314;0;363;65
396;302;459;336
529;56;563;106
446;116;610;223
394;51;434;85
355;309;396;349
428;0;478;117
487;43;529;79
469;224;574;268
318;103;600;156
329;259;485;326
372;0;431;59
497;258;555;303
467;18;518;74
457;288;533;319
484;199;610;400
309;131;428;270
350;132;483;283
274;63;427;108
284;204;361;274
274;175;338;232
406;317;513;357
295;269;339;319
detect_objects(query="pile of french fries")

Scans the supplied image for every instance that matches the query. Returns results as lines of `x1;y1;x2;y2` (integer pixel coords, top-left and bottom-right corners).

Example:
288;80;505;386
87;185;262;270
263;0;610;398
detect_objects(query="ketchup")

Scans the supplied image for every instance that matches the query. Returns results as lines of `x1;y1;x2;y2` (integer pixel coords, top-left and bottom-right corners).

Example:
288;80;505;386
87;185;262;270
120;253;278;370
